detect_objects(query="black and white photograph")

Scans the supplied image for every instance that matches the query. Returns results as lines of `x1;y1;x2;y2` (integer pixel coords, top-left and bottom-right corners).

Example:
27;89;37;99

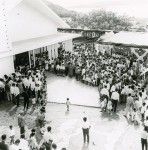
0;0;148;149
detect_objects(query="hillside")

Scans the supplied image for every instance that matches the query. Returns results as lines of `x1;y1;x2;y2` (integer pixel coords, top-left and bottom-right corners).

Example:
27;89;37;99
42;0;145;32
43;0;77;18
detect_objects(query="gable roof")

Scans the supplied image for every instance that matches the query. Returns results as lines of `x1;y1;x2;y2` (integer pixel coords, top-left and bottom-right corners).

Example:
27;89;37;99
5;0;70;28
99;31;148;48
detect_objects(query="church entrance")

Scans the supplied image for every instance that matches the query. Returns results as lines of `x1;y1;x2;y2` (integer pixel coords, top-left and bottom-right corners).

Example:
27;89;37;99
14;51;29;69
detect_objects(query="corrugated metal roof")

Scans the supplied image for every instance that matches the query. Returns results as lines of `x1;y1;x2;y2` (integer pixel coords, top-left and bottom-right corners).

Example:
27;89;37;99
99;31;148;48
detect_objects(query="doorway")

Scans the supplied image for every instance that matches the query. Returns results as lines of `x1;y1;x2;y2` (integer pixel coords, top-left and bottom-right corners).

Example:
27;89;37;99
14;51;29;69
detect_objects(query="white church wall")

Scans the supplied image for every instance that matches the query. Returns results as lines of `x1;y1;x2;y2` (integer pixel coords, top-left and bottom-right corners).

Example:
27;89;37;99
8;0;58;42
0;56;14;77
0;1;14;77
0;0;12;53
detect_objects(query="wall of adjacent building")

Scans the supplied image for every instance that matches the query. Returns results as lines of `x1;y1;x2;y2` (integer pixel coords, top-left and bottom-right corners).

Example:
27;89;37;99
64;39;73;52
47;44;58;60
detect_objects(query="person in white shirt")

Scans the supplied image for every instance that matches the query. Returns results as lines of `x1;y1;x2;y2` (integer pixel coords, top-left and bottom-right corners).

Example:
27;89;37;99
8;125;15;144
23;76;30;90
142;88;147;101
141;127;148;150
61;63;65;76
100;98;107;111
131;108;140;125
144;116;148;132
111;89;119;113
66;98;71;111
105;81;110;91
107;100;112;114
28;76;33;85
82;117;91;143
15;71;21;77
100;85;109;100
30;79;35;90
29;133;38;150
10;139;20;150
35;84;41;101
34;75;39;84
100;85;109;97
10;83;15;102
43;126;53;143
141;103;147;122
31;96;36;113
36;70;42;80
36;79;42;87
145;106;148;120
39;126;53;149
56;64;60;74
0;80;5;89
82;68;86;76
110;84;116;93
121;85;128;103
139;92;144;107
30;78;35;96
19;134;29;150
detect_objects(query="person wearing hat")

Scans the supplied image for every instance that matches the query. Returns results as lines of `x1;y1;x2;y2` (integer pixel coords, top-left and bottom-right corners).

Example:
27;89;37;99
82;117;91;144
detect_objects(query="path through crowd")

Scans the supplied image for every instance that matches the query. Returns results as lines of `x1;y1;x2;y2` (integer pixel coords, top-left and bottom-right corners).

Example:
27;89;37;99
45;103;142;150
0;101;142;150
47;73;100;107
46;73;143;150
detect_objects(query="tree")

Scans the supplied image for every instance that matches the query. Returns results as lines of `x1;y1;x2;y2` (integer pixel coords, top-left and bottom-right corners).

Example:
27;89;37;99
68;10;133;31
45;0;133;31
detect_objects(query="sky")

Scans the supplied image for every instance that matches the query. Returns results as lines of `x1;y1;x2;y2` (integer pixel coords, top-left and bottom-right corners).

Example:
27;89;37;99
48;0;148;18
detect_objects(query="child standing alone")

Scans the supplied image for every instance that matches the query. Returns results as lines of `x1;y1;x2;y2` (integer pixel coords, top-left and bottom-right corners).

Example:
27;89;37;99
66;98;71;111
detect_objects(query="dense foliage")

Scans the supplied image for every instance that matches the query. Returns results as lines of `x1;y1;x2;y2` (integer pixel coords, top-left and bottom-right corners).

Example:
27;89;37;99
45;0;133;31
68;10;133;31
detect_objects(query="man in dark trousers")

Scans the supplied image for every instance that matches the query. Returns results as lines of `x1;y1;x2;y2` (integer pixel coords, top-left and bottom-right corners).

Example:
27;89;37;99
82;117;91;144
22;91;30;111
0;134;9;150
141;127;148;150
18;111;25;138
111;89;119;113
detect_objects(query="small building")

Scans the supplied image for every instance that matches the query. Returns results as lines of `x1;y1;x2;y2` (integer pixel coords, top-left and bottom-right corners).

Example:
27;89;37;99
98;31;148;64
0;0;80;77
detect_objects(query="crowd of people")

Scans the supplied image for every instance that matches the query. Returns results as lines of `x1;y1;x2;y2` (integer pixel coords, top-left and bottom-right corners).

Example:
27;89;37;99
44;43;148;124
0;42;148;150
46;45;145;104
0;58;67;150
